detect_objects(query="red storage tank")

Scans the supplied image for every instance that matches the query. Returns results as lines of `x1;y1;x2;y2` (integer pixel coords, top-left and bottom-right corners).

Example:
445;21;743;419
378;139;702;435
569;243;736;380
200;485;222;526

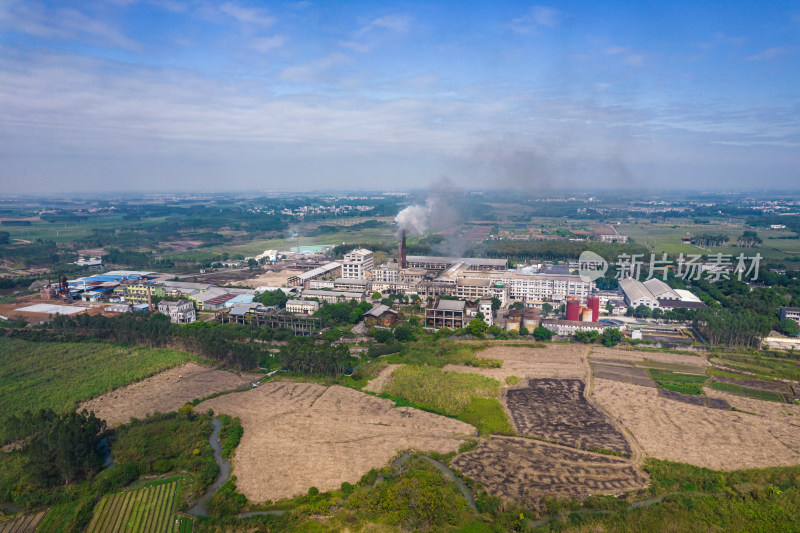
566;297;580;321
588;296;600;322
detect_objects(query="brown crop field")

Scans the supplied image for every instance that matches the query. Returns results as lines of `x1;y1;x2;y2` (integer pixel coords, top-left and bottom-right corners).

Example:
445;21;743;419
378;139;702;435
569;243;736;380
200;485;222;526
592;378;800;469
590;347;707;369
704;387;800;424
504;379;632;455
444;344;586;381
198;380;476;502
452;437;648;505
79;363;261;426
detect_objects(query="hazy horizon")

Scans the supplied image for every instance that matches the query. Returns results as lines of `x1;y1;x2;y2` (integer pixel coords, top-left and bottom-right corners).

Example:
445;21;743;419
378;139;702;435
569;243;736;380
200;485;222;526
1;1;799;194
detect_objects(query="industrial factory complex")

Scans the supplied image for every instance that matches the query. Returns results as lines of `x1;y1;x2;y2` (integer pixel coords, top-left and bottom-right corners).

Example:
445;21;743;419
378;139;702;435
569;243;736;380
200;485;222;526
11;232;705;339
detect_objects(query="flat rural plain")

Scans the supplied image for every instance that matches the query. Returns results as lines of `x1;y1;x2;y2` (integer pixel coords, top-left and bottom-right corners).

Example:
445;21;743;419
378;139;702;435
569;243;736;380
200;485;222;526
198;380;476;502
444;344;587;381
79;363;260;426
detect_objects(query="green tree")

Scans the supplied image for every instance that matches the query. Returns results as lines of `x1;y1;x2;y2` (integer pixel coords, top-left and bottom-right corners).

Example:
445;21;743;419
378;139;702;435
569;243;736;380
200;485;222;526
652;308;664;319
775;318;800;336
509;301;524;311
519;325;529;336
634;304;652;318
574;330;600;344
532;326;553;341
491;297;501;311
467;318;487;338
601;328;623;347
259;289;288;308
372;291;382;299
394;326;414;342
541;303;553;314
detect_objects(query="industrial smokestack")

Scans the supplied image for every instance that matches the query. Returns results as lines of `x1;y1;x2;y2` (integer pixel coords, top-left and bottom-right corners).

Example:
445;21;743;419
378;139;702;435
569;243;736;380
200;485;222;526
399;230;407;269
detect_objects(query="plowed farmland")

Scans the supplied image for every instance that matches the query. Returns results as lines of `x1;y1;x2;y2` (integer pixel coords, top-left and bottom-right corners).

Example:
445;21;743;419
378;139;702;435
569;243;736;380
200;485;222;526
198;380;476;502
452;437;648;505
505;378;632;455
79;363;261;426
84;480;182;533
0;511;47;533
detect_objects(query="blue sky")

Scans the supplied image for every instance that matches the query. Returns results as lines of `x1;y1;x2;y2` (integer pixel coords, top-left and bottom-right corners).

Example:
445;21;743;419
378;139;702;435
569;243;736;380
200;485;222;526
1;0;798;193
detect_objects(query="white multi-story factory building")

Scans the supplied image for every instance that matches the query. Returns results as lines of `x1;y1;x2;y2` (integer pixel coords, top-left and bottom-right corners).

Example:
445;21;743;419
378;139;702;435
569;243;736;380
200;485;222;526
341;248;374;279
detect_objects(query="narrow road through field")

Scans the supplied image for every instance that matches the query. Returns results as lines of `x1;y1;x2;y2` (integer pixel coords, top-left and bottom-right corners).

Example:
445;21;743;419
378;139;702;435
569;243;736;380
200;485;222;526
581;345;646;467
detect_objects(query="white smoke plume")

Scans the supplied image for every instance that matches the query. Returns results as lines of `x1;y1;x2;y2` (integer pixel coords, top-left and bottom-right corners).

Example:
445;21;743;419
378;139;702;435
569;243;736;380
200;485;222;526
394;198;436;236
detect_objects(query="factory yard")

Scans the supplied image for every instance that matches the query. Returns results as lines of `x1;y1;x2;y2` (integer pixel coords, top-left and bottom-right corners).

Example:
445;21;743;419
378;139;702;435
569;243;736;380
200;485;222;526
505;378;632;455
592;378;800;470
198;380;476;502
452;437;648;505
78;363;260;426
444;344;586;381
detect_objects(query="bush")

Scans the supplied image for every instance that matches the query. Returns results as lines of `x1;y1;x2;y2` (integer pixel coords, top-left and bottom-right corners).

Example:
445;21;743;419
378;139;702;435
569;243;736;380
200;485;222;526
207;476;247;518
367;343;403;358
533;326;554;341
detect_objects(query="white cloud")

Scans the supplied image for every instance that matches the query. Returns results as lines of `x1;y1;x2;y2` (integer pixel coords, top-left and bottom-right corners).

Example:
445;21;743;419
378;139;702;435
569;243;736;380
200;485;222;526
356;14;411;36
745;46;792;61
279;52;352;83
219;2;275;28
508;6;561;35
251;35;286;53
605;46;645;67
0;1;142;51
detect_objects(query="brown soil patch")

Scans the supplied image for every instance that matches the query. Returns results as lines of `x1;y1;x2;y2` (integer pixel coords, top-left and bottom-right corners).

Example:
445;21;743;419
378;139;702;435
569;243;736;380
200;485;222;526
452;437;648;505
79;363;260;426
590;347;708;369
591;360;656;388
363;364;401;393
444;344;586;381
198;380;476;502
232;269;295;289
505;379;632;455
592;378;800;470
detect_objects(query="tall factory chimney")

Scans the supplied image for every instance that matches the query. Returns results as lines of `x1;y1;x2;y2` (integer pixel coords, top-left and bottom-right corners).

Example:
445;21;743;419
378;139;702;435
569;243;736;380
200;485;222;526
399;230;407;269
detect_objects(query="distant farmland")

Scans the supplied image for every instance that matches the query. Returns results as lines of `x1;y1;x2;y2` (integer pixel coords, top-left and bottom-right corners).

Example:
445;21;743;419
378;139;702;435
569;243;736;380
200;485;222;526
84;480;188;533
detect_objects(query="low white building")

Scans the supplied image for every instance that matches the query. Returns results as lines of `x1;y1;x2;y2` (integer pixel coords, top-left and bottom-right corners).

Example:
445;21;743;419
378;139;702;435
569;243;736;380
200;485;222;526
157;299;196;324
540;319;606;336
285;299;320;315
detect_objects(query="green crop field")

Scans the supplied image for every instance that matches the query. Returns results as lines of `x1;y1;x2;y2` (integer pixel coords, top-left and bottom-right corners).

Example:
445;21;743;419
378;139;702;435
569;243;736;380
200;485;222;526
0;338;195;441
648;368;708;395
84;480;186;533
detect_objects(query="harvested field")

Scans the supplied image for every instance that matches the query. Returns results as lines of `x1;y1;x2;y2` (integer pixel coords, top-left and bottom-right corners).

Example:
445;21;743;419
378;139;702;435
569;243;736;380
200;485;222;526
363;364;400;393
505;379;631;455
443;344;586;381
657;389;730;410
711;374;792;395
198;381;476;502
452;437;648;505
705;387;800;424
591;360;656;388
79;363;260;426
590;347;707;369
592;378;800;470
0;511;47;533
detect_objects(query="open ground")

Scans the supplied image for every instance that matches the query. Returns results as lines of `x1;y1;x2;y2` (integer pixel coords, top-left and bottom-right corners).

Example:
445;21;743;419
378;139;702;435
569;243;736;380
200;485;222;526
452;437;648;505
79;363;260;426
592;378;800;470
198;380;476;502
443;344;586;381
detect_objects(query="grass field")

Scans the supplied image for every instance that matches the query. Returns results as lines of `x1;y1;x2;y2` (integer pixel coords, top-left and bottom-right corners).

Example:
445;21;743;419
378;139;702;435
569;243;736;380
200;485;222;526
0;338;195;441
84;480;184;533
2;214;166;245
384;365;501;417
648;369;708;395
618;223;800;261
708;381;786;403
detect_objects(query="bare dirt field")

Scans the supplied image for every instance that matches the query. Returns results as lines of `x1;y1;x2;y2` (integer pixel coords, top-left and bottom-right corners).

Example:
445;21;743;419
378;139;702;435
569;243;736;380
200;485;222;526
198;380;476;503
444;344;586;381
592;378;800;469
590;347;708;369
363;364;401;393
232;269;295;289
505;379;632;455
452;437;648;505
591;360;656;388
79;363;260;426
